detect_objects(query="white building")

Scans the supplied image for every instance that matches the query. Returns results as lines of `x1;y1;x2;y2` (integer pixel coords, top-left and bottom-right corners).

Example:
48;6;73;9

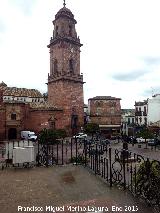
121;109;135;136
135;100;148;126
147;94;160;126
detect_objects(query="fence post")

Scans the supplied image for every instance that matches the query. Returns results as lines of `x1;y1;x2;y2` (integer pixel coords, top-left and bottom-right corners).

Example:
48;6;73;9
109;147;112;187
62;139;64;165
46;142;49;167
84;139;87;167
37;140;40;166
75;137;78;165
122;149;126;190
71;138;73;161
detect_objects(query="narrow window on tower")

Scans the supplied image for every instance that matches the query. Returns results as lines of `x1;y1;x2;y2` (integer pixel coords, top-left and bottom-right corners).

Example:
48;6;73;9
56;26;58;36
69;25;72;36
69;59;74;73
54;59;58;73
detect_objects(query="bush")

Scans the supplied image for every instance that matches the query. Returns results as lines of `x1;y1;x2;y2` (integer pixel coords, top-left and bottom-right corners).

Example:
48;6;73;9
135;160;160;206
39;128;67;144
70;155;86;164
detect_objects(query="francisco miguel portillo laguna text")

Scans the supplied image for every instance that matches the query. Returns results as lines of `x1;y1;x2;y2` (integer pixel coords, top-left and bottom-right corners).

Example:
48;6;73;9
18;205;139;212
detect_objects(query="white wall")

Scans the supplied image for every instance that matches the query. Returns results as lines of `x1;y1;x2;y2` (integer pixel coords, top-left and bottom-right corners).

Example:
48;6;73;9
148;95;160;125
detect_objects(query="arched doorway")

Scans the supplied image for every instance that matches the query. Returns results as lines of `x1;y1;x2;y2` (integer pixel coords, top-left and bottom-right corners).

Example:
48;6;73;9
8;128;17;140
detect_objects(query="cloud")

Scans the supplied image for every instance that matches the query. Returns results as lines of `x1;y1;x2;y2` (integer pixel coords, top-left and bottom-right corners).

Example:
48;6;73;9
9;0;37;15
111;70;147;82
0;19;6;33
143;56;160;66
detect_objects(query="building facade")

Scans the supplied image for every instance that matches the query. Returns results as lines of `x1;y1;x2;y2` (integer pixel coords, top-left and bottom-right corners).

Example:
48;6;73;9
121;109;135;136
0;3;84;140
88;96;121;137
147;94;160;127
135;100;147;126
47;5;84;135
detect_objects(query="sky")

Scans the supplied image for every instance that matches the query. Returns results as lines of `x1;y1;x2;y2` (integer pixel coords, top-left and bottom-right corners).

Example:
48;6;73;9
1;0;160;108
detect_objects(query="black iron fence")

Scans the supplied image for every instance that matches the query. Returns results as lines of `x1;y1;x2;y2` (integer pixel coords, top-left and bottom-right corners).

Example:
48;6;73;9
0;138;160;211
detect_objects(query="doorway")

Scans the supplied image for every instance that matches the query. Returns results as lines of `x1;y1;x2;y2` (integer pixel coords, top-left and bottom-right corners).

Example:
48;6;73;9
8;128;17;140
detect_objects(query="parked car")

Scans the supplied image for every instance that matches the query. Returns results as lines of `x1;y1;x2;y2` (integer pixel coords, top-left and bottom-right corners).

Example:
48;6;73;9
148;139;160;146
21;131;37;141
73;133;87;139
136;137;154;143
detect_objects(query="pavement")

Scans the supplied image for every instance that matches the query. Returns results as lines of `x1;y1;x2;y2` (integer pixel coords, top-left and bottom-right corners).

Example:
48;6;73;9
110;140;160;161
0;164;156;213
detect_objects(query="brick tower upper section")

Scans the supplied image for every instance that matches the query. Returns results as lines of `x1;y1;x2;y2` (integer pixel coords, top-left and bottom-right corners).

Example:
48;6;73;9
47;6;83;83
47;5;84;133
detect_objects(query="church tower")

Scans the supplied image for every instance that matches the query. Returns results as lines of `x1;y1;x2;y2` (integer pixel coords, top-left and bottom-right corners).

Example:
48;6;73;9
47;2;84;134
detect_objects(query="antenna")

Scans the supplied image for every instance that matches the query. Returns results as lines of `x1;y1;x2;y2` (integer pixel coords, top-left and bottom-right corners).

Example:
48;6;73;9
151;87;154;97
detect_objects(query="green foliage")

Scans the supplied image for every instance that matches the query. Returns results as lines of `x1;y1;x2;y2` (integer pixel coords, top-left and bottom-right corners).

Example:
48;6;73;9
70;155;86;164
134;160;160;205
84;123;99;135
136;127;154;139
55;129;67;139
136;160;160;183
39;128;67;144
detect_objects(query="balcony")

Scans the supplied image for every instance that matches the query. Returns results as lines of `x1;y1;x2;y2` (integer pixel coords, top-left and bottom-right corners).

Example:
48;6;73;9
143;112;147;116
135;111;142;116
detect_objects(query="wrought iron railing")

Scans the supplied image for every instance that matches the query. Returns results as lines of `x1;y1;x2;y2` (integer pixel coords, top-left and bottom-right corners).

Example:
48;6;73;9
1;137;160;211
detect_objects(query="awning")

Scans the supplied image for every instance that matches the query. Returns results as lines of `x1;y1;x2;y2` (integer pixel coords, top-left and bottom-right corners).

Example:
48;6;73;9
99;125;121;128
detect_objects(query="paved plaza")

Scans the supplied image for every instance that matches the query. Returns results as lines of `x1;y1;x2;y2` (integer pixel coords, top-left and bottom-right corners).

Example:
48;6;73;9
0;164;156;213
110;140;160;161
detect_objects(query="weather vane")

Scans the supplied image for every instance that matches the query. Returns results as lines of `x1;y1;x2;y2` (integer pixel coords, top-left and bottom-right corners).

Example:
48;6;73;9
63;0;66;7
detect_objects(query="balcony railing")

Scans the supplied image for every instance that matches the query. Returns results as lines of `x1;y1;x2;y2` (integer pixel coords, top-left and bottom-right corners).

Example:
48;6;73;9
135;111;142;116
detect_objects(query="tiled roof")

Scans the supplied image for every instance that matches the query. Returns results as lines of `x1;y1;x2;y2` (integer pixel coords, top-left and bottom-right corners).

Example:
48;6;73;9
30;102;62;111
3;87;43;98
0;81;7;88
89;96;121;100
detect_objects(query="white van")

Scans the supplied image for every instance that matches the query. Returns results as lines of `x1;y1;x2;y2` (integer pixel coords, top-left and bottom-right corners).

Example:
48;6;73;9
21;131;37;141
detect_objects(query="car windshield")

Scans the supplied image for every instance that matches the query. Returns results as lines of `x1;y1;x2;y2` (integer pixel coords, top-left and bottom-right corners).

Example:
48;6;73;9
28;134;35;136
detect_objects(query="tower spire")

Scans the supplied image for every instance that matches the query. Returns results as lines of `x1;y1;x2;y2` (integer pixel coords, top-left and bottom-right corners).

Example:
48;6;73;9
63;0;66;7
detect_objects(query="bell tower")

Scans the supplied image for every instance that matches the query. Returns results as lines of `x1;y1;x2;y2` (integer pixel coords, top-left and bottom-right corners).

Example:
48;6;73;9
47;2;84;134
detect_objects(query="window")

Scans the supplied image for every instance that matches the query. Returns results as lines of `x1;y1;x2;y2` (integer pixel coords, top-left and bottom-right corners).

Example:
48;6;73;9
69;25;72;36
144;117;147;124
56;26;58;36
128;118;130;124
11;113;16;120
139;117;142;123
69;59;74;72
54;59;58;73
71;115;78;129
132;118;134;123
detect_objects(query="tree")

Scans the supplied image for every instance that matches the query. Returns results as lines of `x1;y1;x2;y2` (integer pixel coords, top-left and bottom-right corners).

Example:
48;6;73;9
39;128;67;144
137;127;154;148
84;123;99;139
